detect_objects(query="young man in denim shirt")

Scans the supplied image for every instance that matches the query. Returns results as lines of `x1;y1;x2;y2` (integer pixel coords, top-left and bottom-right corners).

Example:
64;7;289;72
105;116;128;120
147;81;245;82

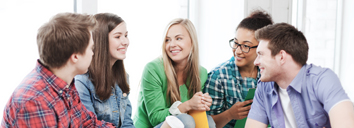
246;23;354;128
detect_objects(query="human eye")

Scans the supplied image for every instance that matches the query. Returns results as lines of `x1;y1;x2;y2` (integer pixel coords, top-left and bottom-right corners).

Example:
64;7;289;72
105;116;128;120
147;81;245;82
165;38;171;42
177;37;182;40
115;36;120;39
243;44;250;48
125;34;128;38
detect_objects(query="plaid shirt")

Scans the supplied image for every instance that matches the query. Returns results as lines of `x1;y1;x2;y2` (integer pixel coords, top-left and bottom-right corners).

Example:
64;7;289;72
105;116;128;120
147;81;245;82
203;56;260;128
1;60;114;128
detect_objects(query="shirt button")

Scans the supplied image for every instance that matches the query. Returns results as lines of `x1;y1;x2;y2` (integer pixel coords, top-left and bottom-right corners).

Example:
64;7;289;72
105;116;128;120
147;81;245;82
123;93;127;97
59;90;63;93
66;85;70;88
67;97;70;100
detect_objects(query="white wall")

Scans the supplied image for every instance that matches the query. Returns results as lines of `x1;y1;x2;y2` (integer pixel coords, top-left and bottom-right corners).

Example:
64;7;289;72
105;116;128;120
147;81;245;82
0;0;73;119
190;0;245;72
339;0;354;100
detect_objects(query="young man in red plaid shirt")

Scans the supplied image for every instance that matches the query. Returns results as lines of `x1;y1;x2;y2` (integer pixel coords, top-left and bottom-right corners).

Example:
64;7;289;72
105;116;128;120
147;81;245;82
1;13;115;128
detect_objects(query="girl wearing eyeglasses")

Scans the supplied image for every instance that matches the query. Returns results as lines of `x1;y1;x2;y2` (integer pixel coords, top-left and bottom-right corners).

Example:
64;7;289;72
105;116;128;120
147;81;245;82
203;10;273;128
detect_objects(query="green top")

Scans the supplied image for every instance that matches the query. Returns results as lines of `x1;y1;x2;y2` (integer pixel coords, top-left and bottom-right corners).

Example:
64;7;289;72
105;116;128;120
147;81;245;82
133;58;208;128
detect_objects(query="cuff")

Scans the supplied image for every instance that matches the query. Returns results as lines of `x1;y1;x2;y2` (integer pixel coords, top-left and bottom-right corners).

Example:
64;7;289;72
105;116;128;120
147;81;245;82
169;101;183;115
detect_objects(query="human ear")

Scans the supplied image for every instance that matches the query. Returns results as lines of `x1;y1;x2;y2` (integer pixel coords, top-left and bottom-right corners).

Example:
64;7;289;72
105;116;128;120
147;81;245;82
69;53;79;63
278;50;287;65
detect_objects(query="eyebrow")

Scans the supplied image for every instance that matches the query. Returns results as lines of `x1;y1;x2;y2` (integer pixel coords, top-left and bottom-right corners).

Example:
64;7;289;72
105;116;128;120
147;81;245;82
175;34;183;38
112;31;128;35
166;34;183;38
234;38;253;44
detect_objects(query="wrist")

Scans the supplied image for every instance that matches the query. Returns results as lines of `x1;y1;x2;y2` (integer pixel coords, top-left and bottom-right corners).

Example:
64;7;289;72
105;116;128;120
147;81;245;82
184;100;191;112
225;109;233;120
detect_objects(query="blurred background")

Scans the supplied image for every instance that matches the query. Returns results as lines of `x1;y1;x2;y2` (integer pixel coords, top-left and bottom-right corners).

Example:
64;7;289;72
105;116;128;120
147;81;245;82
0;0;353;118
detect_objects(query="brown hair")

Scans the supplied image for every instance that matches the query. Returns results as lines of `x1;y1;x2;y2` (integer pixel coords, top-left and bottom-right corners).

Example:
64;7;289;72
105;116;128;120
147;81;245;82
255;23;309;65
237;9;273;31
162;18;201;105
89;13;129;100
37;13;97;68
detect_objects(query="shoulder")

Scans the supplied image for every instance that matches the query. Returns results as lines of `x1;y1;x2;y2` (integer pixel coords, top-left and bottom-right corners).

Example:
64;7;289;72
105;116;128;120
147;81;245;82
199;66;208;83
143;57;165;75
74;73;94;91
145;57;163;69
256;80;275;94
305;64;338;83
9;81;52;111
306;64;331;76
75;73;90;83
208;58;234;78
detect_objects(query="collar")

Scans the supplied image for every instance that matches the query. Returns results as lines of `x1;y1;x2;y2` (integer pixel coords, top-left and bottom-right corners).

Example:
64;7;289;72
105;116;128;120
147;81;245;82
37;60;73;95
288;64;307;93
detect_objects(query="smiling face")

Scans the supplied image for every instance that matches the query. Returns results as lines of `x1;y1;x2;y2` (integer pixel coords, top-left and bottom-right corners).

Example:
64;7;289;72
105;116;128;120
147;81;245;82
233;28;259;68
109;22;129;62
165;24;192;64
254;40;281;82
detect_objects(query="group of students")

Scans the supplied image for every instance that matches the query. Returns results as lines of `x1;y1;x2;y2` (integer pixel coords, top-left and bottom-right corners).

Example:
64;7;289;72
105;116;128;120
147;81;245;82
1;9;354;128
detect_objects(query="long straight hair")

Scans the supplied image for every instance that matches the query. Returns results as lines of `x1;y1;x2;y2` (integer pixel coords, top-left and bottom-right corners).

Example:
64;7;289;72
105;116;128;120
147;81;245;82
162;18;201;105
89;13;130;100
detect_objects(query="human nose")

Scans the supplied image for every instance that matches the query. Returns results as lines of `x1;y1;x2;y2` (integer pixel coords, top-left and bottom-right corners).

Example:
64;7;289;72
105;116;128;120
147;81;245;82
122;37;129;46
235;45;243;54
170;39;177;47
254;55;260;66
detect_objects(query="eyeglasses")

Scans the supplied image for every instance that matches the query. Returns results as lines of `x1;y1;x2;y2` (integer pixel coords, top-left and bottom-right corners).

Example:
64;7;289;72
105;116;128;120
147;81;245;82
229;39;258;53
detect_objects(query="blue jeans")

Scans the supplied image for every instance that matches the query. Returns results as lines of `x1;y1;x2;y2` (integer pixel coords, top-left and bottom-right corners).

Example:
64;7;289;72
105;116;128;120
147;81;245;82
154;113;216;128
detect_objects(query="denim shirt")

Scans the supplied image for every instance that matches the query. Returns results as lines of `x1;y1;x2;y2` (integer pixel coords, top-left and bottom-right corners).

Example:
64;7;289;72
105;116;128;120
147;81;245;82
75;73;135;128
248;64;350;128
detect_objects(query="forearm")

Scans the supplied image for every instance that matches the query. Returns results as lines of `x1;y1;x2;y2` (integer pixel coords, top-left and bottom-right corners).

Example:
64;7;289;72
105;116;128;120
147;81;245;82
211;110;233;128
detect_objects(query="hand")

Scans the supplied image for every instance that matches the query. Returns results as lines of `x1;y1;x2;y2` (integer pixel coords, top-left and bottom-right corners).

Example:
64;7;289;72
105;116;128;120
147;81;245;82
202;93;212;110
187;92;206;111
227;100;253;120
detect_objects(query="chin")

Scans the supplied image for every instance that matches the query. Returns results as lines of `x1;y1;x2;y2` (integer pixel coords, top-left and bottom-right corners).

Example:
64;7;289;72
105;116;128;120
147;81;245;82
260;77;271;82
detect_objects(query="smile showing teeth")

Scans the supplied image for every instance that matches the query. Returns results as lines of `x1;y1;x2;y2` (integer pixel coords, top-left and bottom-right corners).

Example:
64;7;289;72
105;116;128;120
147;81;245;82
171;50;180;53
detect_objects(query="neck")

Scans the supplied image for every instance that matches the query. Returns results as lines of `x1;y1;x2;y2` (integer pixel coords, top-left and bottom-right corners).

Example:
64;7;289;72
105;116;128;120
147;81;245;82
110;58;117;68
275;65;302;89
174;59;188;73
238;64;257;78
174;60;188;86
50;66;75;85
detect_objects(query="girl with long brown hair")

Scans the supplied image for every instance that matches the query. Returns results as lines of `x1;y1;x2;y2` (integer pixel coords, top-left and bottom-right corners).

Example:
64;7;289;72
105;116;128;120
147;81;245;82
75;13;134;128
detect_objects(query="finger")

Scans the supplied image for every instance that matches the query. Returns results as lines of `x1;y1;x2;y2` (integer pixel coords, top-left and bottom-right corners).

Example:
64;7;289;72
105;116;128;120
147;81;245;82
198;105;206;111
204;102;212;107
238;110;250;117
240;100;253;106
195;91;203;96
203;99;212;104
203;93;210;97
204;104;210;111
238;105;252;111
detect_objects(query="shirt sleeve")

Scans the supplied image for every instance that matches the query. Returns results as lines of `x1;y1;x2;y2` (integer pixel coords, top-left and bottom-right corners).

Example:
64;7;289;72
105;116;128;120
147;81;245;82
314;69;350;113
80;103;115;128
75;78;96;114
141;62;170;126
121;95;135;128
203;71;225;115
247;81;269;125
10;99;58;128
